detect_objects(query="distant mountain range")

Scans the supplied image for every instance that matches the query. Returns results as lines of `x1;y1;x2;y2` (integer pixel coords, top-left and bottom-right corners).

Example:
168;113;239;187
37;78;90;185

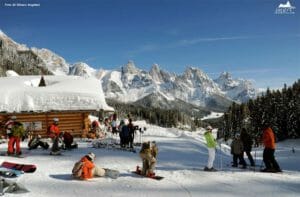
0;30;258;112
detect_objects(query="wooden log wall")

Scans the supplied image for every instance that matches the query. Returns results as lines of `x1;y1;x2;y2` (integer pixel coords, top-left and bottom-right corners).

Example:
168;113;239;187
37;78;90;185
0;111;92;138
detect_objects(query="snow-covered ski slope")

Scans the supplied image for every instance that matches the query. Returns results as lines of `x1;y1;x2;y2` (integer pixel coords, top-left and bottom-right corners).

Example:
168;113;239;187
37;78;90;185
0;121;299;197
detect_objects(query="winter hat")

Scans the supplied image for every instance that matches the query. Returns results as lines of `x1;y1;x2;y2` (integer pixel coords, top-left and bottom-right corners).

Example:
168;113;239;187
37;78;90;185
206;126;213;131
53;118;59;122
86;152;95;161
11;116;17;120
235;133;240;138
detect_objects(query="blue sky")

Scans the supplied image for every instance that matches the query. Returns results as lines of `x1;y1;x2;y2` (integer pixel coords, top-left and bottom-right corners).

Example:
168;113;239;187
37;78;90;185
1;0;299;89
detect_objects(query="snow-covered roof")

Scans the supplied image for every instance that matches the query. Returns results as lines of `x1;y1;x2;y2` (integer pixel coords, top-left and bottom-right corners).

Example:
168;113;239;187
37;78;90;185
0;75;114;112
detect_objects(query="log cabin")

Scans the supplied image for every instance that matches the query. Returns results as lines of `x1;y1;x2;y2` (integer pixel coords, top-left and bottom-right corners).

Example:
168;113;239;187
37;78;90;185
0;75;113;137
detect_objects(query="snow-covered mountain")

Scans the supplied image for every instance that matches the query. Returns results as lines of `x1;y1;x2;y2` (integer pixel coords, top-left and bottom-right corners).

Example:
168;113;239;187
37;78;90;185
214;72;257;103
0;30;257;111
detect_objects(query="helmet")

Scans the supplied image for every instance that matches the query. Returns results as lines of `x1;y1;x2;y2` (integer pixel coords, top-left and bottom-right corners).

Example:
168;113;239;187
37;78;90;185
53;118;59;122
86;152;95;161
206;126;213;131
11;116;17;120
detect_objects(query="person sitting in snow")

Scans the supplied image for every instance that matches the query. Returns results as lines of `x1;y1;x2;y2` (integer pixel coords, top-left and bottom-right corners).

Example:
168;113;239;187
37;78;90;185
61;131;78;150
28;134;49;150
137;141;158;177
87;120;105;139
203;126;217;171
74;152;106;180
231;133;247;168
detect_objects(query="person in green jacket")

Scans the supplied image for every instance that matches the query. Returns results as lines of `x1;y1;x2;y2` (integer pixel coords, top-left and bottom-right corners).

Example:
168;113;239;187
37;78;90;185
204;126;217;171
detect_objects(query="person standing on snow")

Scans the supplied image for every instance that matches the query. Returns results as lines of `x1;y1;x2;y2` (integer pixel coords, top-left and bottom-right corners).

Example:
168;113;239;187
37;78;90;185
75;152;106;180
5;116;24;156
48;118;61;155
240;128;255;166
204;126;217;171
261;126;282;172
231;133;247;168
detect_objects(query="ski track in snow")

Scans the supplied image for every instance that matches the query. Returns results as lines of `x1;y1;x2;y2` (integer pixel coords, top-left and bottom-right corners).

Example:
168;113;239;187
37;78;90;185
0;125;299;197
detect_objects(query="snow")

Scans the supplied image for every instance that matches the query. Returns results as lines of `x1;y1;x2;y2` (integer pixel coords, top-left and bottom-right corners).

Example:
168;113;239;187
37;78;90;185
0;75;113;112
201;112;224;120
0;122;299;197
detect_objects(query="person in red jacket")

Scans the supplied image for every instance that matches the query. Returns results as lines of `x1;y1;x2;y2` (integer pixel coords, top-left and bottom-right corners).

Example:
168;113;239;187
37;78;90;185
48;118;61;155
261;126;282;172
79;152;105;180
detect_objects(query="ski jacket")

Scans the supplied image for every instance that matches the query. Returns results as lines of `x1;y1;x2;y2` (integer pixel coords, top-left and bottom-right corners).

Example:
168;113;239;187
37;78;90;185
11;122;25;138
263;127;276;149
240;131;253;151
49;124;60;139
231;138;244;155
204;131;217;148
80;156;95;180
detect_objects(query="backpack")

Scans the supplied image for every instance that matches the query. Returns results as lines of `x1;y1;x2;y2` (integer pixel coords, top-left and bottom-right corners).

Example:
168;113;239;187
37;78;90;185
72;161;83;178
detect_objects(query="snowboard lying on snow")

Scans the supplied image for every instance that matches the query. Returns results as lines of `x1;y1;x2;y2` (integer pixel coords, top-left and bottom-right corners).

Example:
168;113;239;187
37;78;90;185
1;161;37;173
0;167;24;178
132;170;164;180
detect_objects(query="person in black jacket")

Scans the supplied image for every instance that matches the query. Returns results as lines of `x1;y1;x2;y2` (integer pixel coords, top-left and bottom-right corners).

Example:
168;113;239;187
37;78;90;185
240;128;255;166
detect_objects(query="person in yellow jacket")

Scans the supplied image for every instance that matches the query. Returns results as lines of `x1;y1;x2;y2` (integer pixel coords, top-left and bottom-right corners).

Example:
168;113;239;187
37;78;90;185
204;126;217;171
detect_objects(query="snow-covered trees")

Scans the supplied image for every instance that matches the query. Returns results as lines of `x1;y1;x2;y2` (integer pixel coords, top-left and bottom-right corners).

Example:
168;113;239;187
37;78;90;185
223;79;300;141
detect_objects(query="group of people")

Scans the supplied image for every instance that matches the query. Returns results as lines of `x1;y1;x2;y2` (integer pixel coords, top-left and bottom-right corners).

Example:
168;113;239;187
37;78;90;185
3;116;77;156
203;125;282;173
73;140;158;180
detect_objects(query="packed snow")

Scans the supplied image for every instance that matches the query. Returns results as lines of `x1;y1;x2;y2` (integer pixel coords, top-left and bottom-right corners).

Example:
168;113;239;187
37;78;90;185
0;121;299;197
0;75;113;112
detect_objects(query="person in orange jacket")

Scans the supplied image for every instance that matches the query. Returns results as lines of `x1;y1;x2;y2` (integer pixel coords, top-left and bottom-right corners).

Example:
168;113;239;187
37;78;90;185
261;126;282;172
79;152;105;180
48;118;61;155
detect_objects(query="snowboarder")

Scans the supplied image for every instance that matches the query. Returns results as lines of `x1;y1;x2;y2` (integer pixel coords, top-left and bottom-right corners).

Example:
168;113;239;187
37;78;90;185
231;133;247;168
28;134;49;150
48;118;61;155
261;126;282;172
73;152;106;180
5;116;24;156
138;141;158;177
203;126;217;171
61;131;78;150
240;128;255;166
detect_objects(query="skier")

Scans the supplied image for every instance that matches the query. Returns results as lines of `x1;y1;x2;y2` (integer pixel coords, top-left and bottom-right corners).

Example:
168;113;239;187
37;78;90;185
5;116;24;155
261;126;282;172
128;118;135;148
119;120;129;148
138;141;158;177
240;128;255;166
75;152;106;180
231;133;247;168
48;118;61;155
203;126;217;171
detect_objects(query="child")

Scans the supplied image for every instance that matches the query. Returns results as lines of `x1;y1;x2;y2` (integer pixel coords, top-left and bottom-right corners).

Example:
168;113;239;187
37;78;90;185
231;133;247;168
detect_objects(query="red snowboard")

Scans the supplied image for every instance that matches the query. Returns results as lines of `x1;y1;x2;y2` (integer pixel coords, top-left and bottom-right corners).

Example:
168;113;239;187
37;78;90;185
1;161;37;173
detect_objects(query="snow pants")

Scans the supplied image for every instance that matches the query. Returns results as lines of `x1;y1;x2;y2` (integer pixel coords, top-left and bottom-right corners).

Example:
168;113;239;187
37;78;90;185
244;150;255;166
51;136;60;153
263;148;281;171
92;166;105;177
142;159;156;175
206;147;215;169
232;154;246;167
8;136;21;154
